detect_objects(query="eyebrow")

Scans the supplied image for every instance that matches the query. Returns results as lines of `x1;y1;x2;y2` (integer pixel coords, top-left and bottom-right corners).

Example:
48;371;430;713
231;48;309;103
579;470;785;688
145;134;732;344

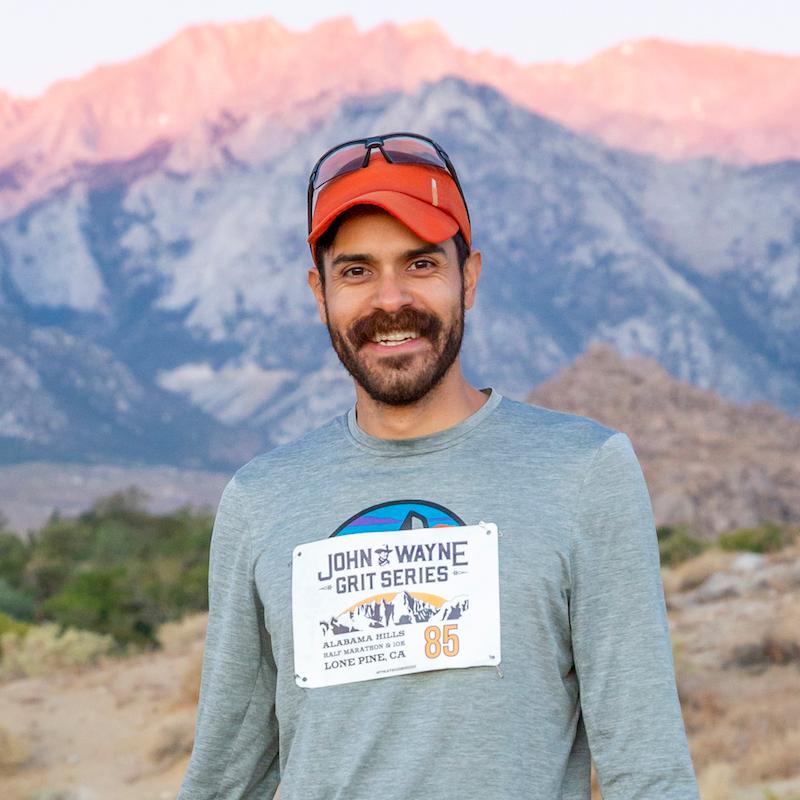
330;244;447;269
402;244;447;260
331;252;374;268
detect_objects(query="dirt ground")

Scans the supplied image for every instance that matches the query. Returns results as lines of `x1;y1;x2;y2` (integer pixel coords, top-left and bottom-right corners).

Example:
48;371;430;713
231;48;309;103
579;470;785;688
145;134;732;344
1;548;799;800
0;629;202;800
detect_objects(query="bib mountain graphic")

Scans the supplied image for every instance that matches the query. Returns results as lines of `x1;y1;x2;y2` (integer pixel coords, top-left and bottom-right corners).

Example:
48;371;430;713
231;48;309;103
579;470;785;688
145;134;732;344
320;592;470;636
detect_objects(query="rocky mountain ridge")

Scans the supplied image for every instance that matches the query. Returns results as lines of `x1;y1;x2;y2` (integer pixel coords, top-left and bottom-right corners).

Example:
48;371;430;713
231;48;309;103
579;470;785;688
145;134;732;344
3;17;800;216
3;77;799;470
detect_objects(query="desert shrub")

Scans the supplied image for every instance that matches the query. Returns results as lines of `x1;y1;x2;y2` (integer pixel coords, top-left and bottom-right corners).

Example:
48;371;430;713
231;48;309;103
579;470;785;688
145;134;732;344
657;525;707;567
0;611;30;659
157;612;207;654
0;622;115;681
0;531;31;589
24;516;95;599
725;635;800;672
42;566;159;647
718;521;792;554
0;490;214;649
671;548;735;593
0;577;35;621
148;716;195;767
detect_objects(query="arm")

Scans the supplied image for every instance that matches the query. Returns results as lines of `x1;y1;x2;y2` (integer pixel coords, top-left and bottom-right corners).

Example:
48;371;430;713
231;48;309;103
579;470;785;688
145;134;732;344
569;432;699;799
177;474;280;799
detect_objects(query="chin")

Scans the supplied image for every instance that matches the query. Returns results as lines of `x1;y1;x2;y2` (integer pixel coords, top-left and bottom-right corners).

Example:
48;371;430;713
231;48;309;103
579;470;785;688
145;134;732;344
358;364;451;407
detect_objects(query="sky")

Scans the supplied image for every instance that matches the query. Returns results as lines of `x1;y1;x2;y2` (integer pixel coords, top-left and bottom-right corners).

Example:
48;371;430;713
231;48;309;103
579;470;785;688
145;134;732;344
2;0;799;97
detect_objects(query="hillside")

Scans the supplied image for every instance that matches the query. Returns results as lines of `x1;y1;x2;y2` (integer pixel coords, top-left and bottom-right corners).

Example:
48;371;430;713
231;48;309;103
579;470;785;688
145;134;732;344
529;344;800;535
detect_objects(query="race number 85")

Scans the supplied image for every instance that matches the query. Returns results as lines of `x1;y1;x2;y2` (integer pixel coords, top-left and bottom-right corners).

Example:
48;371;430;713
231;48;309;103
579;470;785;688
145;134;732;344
424;624;460;659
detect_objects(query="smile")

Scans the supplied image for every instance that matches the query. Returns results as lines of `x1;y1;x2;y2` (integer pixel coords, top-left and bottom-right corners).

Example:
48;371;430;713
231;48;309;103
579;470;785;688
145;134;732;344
371;330;420;347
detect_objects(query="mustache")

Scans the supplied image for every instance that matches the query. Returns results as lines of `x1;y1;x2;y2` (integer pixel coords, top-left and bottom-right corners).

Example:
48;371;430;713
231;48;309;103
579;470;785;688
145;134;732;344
348;307;442;347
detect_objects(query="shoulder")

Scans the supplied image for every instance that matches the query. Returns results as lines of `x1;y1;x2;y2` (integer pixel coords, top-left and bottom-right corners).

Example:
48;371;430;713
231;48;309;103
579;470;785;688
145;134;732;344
489;395;621;458
227;414;347;498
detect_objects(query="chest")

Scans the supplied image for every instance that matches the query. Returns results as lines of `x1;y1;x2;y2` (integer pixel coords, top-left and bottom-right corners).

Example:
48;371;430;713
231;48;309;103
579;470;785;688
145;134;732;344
251;467;576;669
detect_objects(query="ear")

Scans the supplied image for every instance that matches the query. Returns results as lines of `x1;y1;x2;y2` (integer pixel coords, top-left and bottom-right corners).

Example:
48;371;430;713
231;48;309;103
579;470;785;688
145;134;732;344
462;249;482;310
307;267;328;324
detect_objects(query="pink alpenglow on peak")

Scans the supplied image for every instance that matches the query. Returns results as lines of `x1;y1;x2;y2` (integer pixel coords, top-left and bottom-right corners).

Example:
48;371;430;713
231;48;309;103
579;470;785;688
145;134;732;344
2;17;800;218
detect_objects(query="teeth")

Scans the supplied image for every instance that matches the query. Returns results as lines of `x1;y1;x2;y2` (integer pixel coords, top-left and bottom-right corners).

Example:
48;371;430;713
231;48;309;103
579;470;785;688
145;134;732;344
373;331;418;345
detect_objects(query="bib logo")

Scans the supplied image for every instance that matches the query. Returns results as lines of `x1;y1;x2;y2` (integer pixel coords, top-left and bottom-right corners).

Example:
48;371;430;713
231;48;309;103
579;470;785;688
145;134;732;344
330;500;465;537
321;500;469;642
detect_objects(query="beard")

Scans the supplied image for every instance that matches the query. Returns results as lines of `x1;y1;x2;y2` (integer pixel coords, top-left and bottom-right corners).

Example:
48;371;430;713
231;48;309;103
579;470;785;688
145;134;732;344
325;294;465;406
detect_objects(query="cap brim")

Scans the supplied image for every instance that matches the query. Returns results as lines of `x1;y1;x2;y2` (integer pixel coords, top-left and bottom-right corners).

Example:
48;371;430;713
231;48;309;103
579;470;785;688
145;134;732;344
307;190;459;247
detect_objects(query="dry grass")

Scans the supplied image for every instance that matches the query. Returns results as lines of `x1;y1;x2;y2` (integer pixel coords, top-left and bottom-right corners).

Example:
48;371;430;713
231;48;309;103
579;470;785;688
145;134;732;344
148;715;195;768
747;727;800;783
178;649;203;708
682;662;800;784
670;553;800;791
0;624;115;681
662;548;736;596
724;593;800;672
156;614;206;709
0;723;29;773
157;613;207;655
698;762;734;800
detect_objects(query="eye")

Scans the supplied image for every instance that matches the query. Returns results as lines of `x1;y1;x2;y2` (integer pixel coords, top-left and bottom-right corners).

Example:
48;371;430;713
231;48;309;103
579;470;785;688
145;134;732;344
341;265;369;279
409;259;435;271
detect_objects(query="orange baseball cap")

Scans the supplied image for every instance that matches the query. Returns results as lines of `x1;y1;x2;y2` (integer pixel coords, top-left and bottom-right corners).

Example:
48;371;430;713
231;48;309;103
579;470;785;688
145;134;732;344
307;153;471;252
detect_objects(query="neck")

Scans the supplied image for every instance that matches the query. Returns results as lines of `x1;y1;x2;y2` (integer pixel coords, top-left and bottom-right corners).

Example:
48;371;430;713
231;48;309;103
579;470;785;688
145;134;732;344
353;361;489;440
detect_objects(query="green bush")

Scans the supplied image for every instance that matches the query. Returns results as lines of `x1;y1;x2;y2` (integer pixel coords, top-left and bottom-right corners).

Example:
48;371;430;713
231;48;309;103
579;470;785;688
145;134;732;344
657;525;707;567
0;531;31;589
718;522;792;554
0;490;214;650
0;578;35;621
42;566;159;647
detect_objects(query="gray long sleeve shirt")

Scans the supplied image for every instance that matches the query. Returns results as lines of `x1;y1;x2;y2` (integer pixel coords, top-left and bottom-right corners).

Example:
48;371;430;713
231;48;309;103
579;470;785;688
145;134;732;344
178;391;699;799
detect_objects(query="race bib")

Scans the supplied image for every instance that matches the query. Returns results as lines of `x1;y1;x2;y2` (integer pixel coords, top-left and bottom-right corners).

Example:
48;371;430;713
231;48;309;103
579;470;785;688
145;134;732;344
291;522;501;688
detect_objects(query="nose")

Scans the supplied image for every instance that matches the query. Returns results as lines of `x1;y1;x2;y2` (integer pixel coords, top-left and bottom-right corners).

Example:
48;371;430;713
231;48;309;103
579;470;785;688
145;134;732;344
371;270;413;313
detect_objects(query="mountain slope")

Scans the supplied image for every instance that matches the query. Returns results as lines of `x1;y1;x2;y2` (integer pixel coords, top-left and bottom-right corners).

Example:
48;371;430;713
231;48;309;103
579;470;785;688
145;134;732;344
1;78;799;468
3;18;800;216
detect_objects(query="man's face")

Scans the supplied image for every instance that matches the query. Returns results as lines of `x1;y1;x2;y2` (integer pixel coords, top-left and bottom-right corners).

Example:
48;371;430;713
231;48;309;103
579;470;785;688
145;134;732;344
308;208;480;406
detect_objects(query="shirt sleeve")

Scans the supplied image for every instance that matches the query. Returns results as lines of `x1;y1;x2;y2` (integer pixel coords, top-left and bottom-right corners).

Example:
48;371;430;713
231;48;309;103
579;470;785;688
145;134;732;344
177;474;280;799
569;432;699;799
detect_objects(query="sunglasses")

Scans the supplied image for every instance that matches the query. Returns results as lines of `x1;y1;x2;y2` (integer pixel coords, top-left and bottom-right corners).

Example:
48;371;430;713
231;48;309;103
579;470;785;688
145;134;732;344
307;132;470;233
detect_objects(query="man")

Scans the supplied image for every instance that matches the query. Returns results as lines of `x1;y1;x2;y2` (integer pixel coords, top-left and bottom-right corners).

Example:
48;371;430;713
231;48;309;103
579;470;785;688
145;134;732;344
178;133;699;799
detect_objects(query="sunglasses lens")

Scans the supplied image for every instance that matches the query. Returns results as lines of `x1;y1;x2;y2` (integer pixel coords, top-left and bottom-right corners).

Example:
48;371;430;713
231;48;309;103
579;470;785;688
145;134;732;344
382;136;447;169
314;143;367;189
309;135;465;230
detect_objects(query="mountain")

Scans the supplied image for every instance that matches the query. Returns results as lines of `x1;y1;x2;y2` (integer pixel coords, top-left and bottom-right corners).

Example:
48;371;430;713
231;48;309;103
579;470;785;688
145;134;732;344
2;77;799;468
0;461;229;534
544;38;800;164
529;344;800;535
432;596;469;622
321;591;440;635
3;18;800;217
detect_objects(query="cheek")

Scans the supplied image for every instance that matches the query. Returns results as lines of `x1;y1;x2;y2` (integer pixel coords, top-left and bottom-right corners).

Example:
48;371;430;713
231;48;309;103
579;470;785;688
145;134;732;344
322;292;362;330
